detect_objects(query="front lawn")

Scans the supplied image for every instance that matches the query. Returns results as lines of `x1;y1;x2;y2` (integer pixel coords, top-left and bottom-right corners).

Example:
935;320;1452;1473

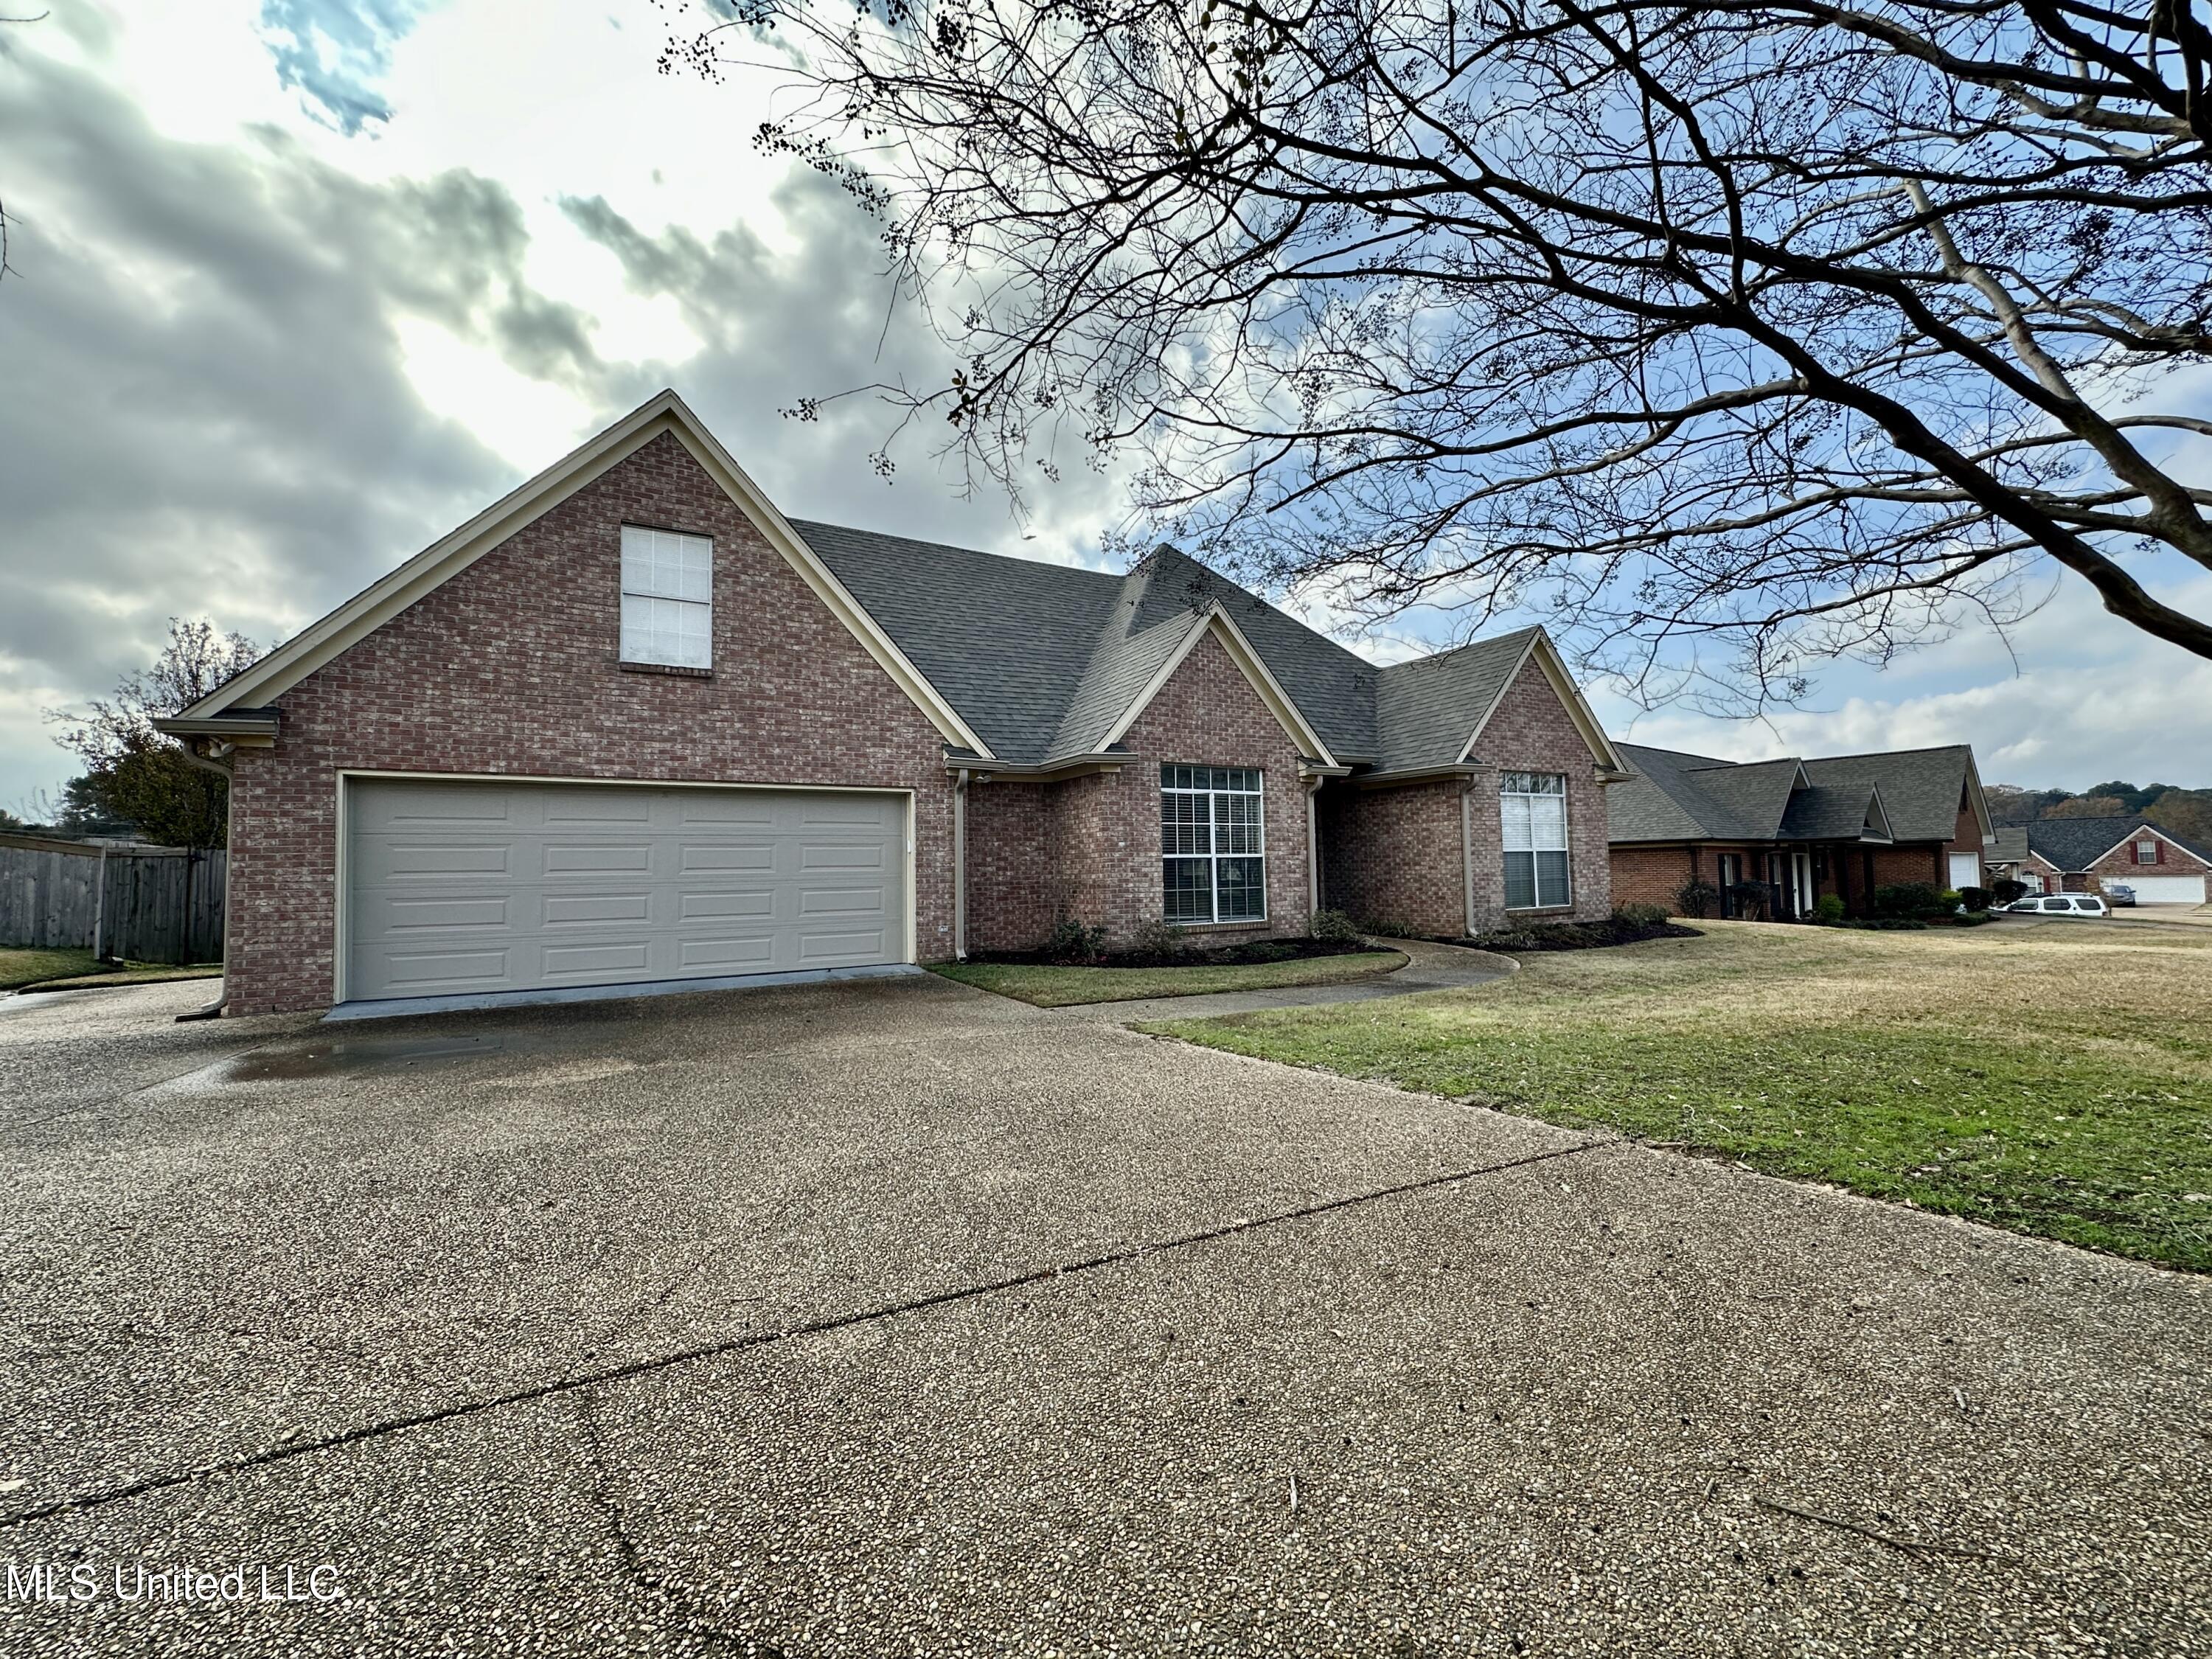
933;950;1407;1007
1147;920;2212;1271
0;947;223;993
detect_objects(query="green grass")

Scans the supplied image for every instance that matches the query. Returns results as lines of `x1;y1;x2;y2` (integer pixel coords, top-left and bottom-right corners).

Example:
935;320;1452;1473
0;947;223;993
1146;920;2212;1272
931;949;1407;1007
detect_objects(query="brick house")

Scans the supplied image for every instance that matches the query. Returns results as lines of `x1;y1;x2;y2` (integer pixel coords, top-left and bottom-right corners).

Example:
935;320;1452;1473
1609;742;1993;919
161;392;1627;1015
1995;816;2212;904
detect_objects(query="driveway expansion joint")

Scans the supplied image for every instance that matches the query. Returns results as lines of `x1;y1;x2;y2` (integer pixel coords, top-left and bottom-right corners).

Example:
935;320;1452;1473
0;1138;1609;1532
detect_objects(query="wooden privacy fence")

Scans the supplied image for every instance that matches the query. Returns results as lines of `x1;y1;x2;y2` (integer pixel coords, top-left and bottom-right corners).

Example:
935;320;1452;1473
0;834;226;965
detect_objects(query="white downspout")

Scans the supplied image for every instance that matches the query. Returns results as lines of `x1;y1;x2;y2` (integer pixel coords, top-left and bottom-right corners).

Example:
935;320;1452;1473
1304;775;1324;917
952;767;970;961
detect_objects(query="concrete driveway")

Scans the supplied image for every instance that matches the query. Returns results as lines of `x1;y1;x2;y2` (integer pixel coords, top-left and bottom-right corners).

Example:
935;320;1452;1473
1;973;2206;1657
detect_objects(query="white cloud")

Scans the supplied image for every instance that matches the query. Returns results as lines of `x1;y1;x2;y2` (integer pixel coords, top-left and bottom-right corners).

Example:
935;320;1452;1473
3;0;2206;818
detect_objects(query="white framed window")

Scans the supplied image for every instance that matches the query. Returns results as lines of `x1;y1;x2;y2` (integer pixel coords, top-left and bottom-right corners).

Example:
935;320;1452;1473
1500;771;1571;909
620;524;713;669
1161;765;1266;923
2136;839;2157;865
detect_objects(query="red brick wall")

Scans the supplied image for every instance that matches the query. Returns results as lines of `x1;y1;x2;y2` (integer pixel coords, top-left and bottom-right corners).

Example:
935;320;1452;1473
961;628;1314;951
1321;656;1612;936
226;431;958;1012
1319;781;1461;934
962;779;1056;952
1470;661;1613;928
1611;844;1700;909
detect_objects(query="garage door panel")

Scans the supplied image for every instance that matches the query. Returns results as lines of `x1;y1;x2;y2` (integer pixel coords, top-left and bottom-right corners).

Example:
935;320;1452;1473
801;884;887;915
541;891;653;926
679;841;779;874
347;780;907;1002
383;948;515;992
678;935;778;970
369;841;515;880
678;888;778;922
371;894;512;933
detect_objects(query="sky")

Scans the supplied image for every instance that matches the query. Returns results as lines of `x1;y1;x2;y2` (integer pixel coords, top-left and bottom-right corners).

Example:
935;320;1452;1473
1;0;2208;814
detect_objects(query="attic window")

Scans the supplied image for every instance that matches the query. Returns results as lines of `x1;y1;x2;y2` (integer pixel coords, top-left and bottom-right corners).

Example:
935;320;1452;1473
2137;838;2157;865
620;525;713;669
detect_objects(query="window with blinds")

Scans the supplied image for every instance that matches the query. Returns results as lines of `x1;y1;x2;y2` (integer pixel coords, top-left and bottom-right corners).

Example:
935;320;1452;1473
1161;765;1267;923
1500;771;1571;909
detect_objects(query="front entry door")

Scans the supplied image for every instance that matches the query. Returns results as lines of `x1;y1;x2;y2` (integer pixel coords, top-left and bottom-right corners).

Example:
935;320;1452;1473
1792;852;1813;917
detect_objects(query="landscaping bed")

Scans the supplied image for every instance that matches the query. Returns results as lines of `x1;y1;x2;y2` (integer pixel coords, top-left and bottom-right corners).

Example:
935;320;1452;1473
1458;914;1701;952
1146;919;2212;1272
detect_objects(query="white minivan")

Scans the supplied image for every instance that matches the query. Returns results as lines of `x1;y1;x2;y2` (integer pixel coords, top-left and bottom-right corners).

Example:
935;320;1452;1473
2003;894;2110;919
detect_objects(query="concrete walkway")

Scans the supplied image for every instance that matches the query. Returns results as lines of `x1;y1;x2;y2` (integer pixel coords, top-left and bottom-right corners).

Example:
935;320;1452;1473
1043;936;1516;1023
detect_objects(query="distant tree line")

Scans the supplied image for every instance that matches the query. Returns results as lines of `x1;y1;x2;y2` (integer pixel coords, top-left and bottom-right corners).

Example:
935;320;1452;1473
1985;780;2212;846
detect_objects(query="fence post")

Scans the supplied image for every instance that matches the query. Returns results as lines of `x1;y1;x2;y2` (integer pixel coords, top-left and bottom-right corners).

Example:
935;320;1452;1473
92;844;108;961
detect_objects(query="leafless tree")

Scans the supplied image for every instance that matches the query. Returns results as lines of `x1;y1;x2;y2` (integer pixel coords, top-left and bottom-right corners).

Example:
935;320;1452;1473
670;0;2212;705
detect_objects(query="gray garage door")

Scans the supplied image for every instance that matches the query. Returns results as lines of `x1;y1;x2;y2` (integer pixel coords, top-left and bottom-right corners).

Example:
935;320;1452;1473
344;779;908;1002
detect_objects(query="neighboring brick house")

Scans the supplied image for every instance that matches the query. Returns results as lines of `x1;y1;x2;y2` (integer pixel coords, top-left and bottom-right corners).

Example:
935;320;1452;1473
161;392;1627;1014
1609;742;1993;919
2000;816;2212;904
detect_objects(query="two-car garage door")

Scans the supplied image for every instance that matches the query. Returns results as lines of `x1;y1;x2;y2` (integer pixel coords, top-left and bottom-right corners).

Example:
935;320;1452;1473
344;779;909;1003
2123;875;2208;905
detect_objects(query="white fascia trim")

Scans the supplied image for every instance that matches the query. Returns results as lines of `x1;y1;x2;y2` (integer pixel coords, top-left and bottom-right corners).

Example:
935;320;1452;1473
1961;751;1994;843
1863;782;1896;843
1457;629;1627;775
1097;605;1340;766
181;390;995;760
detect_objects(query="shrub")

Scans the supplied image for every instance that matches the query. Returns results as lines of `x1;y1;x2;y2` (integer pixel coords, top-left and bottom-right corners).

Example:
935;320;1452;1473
1042;918;1106;964
1308;908;1365;943
1726;881;1773;921
1956;886;1989;913
1242;940;1298;961
1815;894;1846;923
1674;879;1719;919
1873;881;1944;919
1613;901;1669;925
1956;910;1994;927
1360;916;1420;939
1990;877;2029;907
1126;918;1193;961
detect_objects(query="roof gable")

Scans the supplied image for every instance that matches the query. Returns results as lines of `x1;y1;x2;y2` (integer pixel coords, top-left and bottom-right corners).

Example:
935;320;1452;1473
181;391;993;755
2025;815;2212;871
1800;745;1986;844
181;394;1615;780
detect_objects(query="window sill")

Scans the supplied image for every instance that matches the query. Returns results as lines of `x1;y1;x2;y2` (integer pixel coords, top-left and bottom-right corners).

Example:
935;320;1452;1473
618;661;714;680
1173;917;1272;929
1504;903;1576;914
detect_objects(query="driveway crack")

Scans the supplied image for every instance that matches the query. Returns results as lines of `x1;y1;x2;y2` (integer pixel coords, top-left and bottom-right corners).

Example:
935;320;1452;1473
0;1136;1607;1531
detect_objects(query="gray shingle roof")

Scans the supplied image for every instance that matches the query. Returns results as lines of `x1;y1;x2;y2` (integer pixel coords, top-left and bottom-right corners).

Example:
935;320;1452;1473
1372;630;1538;773
1680;757;1807;838
1986;826;2030;863
1800;746;1976;843
1778;782;1884;842
1612;741;1968;846
1608;745;1755;841
797;522;1545;771
2024;815;2212;871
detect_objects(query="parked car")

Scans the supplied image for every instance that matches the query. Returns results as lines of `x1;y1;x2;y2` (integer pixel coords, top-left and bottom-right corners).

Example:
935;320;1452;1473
2104;883;2137;906
2003;894;2110;919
